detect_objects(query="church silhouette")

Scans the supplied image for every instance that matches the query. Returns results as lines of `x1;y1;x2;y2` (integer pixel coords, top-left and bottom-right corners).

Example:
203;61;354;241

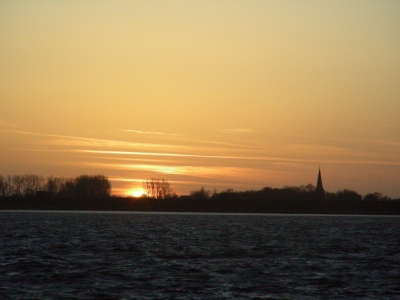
315;168;325;199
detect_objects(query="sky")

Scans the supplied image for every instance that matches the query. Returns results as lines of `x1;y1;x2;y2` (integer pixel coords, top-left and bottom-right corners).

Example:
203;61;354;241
1;0;399;197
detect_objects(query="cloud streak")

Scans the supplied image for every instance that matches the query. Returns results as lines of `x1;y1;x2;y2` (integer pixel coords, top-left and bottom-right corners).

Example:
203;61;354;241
75;150;400;166
82;162;264;179
217;128;254;133
75;149;271;161
122;129;183;136
5;129;191;151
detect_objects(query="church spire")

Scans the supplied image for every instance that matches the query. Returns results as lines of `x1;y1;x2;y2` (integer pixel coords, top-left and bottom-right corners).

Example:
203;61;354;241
315;167;325;199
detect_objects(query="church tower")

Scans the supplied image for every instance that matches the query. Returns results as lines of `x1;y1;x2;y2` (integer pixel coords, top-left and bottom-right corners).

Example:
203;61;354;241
315;167;325;199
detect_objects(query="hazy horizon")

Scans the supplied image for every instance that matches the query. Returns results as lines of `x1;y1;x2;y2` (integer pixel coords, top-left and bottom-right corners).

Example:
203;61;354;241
1;1;399;197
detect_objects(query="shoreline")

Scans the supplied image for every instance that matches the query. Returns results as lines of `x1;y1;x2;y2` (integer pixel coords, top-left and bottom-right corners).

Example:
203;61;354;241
1;209;400;217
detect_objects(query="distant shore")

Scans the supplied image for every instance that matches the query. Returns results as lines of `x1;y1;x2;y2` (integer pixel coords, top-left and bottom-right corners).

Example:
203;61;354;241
1;194;400;215
2;174;399;215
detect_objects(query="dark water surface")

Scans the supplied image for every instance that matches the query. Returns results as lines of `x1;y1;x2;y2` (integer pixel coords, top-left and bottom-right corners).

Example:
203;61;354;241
1;212;400;299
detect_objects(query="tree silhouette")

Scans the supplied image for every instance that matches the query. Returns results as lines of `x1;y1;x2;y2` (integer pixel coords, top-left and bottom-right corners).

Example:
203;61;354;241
363;192;383;201
143;178;174;199
0;175;7;197
12;175;25;196
190;187;211;200
74;175;111;198
45;176;63;194
336;189;362;201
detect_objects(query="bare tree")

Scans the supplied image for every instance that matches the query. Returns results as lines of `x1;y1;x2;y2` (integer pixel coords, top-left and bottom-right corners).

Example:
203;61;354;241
143;178;174;199
33;175;45;193
23;174;35;196
5;175;13;196
0;175;6;197
158;179;173;199
46;176;63;194
12;175;25;196
143;178;156;198
20;175;45;196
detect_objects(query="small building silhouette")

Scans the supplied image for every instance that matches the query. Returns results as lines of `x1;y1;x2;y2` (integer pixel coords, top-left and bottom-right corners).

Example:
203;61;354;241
315;167;325;199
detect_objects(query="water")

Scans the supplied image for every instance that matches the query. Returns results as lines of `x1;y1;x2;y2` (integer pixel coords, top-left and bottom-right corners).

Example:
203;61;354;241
1;212;400;299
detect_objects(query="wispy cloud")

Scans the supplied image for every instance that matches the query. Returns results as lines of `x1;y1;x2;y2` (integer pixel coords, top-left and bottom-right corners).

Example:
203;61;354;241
124;130;250;150
92;156;176;164
282;133;350;143
284;133;400;150
82;162;264;179
109;177;220;186
109;177;145;183
75;149;270;161
6;129;266;162
6;129;190;151
165;135;251;149
8;128;260;155
122;129;183;136
75;149;400;166
356;138;400;148
83;150;400;166
42;138;188;151
217;128;254;133
286;144;350;155
30;150;400;169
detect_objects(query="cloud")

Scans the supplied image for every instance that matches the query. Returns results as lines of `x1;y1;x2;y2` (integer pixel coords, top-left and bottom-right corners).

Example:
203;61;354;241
6;128;263;158
123;130;251;150
282;133;349;143
286;144;350;155
92;156;175;164
74;149;268;161
109;177;145;183
42;138;187;151
357;138;400;148
6;129;190;151
122;129;182;136
217;128;253;133
164;135;252;150
74;149;400;166
109;177;219;186
81;161;264;179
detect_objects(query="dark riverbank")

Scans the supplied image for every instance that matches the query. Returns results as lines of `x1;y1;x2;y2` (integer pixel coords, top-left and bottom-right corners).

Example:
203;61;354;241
1;193;400;215
2;174;399;215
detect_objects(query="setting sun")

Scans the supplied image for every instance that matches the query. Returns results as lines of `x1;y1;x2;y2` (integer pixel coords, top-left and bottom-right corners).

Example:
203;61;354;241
129;188;146;198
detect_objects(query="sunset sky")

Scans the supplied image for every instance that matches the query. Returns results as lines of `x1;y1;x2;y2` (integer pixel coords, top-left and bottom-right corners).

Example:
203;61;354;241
1;1;399;197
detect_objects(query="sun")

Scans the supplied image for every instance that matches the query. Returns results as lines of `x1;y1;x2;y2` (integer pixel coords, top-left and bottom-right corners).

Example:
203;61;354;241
129;188;146;198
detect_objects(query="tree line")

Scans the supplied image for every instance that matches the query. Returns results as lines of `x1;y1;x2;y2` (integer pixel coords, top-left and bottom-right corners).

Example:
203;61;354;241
187;185;396;202
1;175;399;214
135;184;400;214
0;174;111;199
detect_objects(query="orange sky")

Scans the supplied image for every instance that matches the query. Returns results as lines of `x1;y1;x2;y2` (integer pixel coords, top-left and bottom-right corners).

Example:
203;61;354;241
1;1;399;197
